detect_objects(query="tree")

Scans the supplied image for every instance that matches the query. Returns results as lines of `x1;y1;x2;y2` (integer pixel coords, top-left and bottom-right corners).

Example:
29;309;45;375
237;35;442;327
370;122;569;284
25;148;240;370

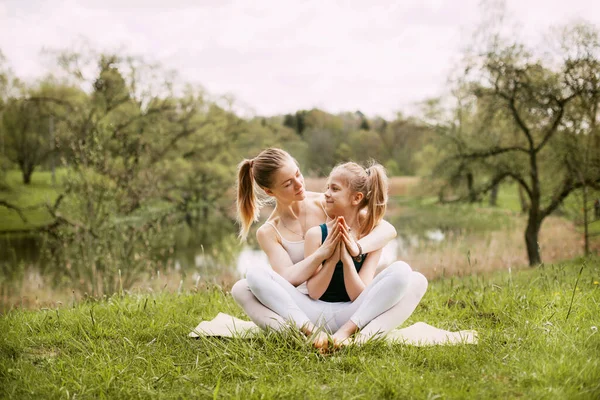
1;96;52;184
0;52;25;185
435;23;600;265
552;23;600;255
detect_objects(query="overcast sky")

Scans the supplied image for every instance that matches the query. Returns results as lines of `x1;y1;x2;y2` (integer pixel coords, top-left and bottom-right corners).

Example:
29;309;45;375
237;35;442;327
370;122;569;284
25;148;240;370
1;0;599;117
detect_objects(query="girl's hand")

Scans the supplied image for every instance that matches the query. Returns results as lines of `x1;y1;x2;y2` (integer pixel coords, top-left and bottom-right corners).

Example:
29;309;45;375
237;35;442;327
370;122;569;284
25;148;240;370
331;241;342;264
319;222;341;259
337;217;360;257
340;240;353;266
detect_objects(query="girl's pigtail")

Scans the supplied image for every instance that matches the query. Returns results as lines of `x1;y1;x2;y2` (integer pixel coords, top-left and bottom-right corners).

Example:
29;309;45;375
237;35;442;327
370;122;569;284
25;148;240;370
361;163;388;237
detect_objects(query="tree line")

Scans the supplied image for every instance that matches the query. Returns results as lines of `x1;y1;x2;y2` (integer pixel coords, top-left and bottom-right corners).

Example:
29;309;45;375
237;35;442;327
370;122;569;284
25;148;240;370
0;18;599;284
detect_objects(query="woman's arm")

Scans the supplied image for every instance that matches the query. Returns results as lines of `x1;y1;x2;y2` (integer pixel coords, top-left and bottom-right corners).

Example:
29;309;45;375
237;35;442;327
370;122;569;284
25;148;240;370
305;227;340;299
340;246;382;301
256;222;340;286
340;218;396;257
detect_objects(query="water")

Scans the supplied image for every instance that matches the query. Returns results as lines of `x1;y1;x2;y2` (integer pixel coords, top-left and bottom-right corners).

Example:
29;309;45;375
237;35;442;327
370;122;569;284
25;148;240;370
1;229;445;284
0;235;42;267
233;231;441;276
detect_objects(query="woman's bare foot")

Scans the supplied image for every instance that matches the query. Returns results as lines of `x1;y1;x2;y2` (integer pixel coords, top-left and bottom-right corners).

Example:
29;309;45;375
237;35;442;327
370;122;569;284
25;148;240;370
300;322;318;337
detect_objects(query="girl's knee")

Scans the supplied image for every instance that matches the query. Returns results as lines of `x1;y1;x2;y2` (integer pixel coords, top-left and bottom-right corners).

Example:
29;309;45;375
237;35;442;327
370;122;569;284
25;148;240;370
384;261;413;289
411;272;428;298
387;261;413;276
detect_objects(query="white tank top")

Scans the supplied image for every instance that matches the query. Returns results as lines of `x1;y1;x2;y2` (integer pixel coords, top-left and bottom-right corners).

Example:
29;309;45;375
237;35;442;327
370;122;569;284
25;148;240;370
264;221;305;263
264;221;309;294
264;200;330;295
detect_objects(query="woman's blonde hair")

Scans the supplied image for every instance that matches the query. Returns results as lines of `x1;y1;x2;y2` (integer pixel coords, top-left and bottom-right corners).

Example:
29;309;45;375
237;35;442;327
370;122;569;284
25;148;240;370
331;161;388;238
236;148;295;240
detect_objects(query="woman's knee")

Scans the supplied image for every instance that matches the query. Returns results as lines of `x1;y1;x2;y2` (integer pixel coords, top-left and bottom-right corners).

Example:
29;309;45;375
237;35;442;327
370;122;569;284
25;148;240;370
245;266;269;289
245;266;277;299
231;279;251;304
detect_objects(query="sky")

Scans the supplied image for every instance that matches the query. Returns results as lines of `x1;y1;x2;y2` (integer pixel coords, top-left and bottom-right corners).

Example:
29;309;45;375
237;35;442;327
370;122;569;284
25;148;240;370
1;0;599;118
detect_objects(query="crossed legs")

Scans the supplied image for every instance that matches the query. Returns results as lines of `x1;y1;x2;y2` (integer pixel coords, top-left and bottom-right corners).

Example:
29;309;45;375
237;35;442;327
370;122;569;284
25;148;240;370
231;261;428;346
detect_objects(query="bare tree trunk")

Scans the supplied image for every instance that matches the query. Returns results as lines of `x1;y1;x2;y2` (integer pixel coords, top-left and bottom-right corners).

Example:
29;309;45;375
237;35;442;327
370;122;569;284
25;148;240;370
525;215;542;266
518;185;528;213
467;172;477;203
489;183;499;206
22;164;34;185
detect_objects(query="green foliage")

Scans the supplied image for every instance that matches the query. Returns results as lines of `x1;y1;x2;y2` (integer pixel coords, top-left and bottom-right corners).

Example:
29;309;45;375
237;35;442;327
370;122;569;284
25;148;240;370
1;259;599;398
425;21;600;264
0;47;314;297
1;98;50;184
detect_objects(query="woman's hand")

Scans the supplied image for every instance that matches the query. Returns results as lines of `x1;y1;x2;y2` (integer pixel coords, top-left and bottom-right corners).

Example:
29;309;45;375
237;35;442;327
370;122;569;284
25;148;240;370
337;217;361;257
318;222;342;260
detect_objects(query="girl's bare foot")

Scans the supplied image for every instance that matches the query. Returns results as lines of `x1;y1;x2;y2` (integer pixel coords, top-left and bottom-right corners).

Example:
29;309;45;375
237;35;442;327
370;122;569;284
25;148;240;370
312;331;329;351
332;336;354;349
332;321;359;349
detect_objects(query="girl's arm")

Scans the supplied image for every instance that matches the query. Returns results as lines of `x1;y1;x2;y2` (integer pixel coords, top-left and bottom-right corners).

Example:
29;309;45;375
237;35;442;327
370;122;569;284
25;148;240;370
340;218;396;257
305;227;340;300
256;223;340;286
340;245;382;301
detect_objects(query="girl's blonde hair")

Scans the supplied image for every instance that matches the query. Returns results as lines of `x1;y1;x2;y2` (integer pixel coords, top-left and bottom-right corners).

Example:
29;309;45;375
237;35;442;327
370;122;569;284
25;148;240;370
236;148;295;240
331;161;388;238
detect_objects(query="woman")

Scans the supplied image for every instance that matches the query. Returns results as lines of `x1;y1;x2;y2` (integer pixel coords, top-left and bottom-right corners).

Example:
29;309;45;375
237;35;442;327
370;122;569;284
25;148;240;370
232;148;427;345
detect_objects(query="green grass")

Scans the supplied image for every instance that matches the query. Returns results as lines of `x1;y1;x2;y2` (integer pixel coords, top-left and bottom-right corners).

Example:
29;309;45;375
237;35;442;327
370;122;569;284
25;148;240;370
488;182;523;213
0;170;66;231
1;258;599;399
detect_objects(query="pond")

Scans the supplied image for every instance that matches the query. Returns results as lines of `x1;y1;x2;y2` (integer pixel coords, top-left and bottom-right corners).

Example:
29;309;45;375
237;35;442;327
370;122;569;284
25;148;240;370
204;229;445;277
0;229;446;291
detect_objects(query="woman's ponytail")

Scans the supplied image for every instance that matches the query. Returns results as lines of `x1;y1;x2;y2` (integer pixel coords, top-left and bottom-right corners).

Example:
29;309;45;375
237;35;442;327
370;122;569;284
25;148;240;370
236;158;259;240
235;148;294;241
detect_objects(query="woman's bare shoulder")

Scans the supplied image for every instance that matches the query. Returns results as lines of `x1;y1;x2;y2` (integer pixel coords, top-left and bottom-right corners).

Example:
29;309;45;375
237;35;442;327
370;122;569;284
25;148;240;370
256;221;279;243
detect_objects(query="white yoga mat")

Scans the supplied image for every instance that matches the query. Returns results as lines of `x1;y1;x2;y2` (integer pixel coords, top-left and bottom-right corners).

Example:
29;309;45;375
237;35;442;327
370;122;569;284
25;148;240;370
189;313;478;346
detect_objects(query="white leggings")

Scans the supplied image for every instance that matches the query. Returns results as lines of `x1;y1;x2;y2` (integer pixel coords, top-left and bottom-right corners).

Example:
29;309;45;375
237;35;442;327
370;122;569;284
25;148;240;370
232;261;428;338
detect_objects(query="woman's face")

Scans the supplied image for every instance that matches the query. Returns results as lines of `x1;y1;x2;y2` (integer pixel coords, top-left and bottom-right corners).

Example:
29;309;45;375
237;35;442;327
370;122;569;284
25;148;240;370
324;170;355;215
267;157;305;202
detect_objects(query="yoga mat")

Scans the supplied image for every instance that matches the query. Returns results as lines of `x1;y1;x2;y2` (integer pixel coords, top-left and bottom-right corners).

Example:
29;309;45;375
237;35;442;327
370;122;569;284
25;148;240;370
189;313;478;346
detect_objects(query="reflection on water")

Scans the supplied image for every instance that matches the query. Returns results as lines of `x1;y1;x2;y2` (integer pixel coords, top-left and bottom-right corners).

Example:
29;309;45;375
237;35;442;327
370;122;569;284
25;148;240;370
425;229;445;242
0;236;41;265
235;248;269;276
1;229;446;285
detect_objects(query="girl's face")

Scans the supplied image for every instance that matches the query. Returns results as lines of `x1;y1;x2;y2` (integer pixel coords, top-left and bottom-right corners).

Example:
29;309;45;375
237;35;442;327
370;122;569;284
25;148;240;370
324;170;361;215
265;157;305;202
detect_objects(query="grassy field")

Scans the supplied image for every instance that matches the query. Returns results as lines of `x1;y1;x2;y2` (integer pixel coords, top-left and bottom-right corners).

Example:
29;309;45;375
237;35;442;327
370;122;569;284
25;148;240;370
1;258;599;399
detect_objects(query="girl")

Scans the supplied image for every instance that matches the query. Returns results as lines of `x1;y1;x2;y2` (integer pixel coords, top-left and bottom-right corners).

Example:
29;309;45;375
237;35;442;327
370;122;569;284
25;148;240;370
304;162;407;347
233;148;427;346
